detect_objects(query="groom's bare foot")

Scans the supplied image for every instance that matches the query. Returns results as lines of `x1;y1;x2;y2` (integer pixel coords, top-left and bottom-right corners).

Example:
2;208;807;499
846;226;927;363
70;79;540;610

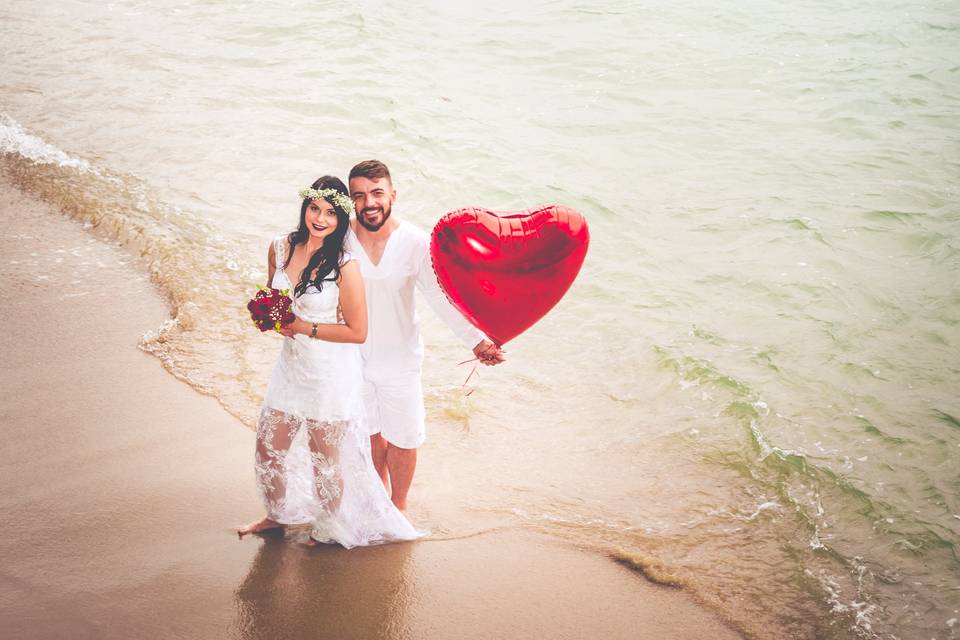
237;517;282;539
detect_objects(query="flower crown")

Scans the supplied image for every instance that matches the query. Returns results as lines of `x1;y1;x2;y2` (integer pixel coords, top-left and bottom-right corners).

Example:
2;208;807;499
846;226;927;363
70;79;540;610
298;187;355;215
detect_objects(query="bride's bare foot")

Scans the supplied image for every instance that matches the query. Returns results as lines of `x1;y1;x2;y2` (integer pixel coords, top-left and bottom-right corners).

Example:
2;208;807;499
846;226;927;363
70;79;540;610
237;516;282;539
301;537;320;547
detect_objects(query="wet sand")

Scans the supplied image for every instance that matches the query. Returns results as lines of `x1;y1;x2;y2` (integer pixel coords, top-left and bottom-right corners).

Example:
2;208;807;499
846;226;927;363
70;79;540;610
0;176;744;640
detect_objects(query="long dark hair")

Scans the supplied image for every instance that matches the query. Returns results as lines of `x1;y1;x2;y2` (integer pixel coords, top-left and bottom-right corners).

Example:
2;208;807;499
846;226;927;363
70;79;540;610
285;175;351;297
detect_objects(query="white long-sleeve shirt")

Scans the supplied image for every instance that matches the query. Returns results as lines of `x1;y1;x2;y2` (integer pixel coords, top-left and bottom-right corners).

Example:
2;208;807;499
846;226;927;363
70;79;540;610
345;220;484;378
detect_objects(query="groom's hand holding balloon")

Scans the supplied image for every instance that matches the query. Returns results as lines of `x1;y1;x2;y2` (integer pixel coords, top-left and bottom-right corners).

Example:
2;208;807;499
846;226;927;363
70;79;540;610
473;339;505;366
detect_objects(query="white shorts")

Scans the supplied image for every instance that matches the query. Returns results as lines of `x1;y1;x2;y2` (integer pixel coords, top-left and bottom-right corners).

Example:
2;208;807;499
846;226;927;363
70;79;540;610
363;375;426;449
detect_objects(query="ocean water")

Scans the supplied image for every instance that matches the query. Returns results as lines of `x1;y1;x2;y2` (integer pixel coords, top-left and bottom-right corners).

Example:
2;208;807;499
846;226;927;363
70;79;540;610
2;1;959;638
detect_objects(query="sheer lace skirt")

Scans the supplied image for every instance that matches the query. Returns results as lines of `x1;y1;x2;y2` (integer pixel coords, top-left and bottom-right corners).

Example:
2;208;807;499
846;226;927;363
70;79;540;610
252;336;424;548
253;405;424;548
254;408;349;525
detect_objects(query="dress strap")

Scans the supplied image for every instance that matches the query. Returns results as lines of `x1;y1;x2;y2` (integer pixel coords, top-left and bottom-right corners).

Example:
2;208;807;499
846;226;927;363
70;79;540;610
274;235;287;271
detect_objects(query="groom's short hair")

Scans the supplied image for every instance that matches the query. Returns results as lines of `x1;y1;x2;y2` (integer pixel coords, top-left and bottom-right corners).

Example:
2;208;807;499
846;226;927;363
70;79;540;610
349;160;392;185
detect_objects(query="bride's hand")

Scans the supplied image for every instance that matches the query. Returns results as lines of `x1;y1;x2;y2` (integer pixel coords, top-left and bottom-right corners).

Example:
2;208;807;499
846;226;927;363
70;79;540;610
278;318;309;338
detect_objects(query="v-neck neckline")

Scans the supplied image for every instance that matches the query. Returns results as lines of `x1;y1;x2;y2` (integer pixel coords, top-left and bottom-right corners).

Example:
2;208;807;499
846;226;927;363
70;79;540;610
354;220;402;268
280;239;319;289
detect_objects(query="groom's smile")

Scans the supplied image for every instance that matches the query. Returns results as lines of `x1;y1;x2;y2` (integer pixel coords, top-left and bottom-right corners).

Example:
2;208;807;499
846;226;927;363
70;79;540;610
362;206;383;222
350;175;396;232
358;202;392;231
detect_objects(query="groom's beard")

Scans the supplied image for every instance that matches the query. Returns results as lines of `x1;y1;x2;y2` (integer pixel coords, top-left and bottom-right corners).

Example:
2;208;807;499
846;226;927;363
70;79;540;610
357;202;392;232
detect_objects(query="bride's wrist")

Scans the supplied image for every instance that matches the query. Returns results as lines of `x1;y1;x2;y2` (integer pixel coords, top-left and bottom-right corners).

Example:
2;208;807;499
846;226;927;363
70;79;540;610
290;318;309;336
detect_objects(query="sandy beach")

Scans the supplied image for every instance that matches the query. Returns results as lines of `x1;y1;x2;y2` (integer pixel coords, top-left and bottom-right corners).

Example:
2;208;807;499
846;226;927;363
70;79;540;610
0;177;744;639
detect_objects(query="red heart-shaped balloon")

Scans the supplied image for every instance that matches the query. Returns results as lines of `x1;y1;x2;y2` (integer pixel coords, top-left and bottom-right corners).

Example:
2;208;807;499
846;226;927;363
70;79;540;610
430;205;589;346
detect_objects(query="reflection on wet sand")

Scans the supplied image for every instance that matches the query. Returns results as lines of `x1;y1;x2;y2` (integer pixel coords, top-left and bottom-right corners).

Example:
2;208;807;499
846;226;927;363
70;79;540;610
234;531;414;640
233;528;747;640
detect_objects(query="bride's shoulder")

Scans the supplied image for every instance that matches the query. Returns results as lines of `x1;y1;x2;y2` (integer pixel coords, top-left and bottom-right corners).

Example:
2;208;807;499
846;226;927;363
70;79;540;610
268;234;292;268
272;233;293;253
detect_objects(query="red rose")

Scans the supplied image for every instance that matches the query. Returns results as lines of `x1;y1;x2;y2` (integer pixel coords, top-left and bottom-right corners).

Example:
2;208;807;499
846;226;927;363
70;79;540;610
246;287;296;332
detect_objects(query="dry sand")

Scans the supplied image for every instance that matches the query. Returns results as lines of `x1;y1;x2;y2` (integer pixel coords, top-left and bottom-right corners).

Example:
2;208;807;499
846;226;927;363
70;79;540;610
0;176;744;640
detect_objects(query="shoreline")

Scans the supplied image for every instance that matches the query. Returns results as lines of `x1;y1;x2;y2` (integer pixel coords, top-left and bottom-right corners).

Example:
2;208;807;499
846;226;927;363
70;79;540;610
0;175;744;639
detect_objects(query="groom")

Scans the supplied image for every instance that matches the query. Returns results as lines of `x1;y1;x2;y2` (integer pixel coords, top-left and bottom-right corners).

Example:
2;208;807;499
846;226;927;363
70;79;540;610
346;160;504;511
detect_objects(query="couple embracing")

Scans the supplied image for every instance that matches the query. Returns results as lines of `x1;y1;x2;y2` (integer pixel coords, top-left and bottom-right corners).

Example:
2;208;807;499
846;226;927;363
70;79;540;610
238;160;505;547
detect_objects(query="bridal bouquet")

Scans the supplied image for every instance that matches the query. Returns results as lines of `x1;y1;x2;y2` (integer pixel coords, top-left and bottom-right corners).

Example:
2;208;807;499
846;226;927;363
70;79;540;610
247;286;295;332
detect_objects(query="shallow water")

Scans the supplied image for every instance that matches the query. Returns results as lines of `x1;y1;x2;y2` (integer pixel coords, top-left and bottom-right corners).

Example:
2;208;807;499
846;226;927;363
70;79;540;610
2;1;959;637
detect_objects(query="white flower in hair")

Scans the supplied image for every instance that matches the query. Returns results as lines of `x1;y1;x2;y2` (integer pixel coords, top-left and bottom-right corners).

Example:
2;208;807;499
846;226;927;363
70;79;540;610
298;187;355;215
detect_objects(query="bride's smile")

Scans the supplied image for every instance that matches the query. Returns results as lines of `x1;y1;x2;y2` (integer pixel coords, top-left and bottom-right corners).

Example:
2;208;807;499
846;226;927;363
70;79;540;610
305;199;338;240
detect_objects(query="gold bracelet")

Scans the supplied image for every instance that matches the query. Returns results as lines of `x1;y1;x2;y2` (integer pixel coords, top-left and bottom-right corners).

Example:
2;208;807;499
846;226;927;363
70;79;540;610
310;322;319;339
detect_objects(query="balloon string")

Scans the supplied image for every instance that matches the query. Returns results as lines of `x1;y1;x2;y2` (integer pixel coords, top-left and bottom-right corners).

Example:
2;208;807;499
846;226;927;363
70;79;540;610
459;357;480;396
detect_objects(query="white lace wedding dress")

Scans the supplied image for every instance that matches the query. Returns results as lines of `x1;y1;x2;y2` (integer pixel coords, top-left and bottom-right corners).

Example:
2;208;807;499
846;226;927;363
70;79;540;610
253;235;423;548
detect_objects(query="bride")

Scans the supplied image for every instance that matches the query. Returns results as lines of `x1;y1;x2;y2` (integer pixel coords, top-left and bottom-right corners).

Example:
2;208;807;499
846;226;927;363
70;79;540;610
238;175;422;547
